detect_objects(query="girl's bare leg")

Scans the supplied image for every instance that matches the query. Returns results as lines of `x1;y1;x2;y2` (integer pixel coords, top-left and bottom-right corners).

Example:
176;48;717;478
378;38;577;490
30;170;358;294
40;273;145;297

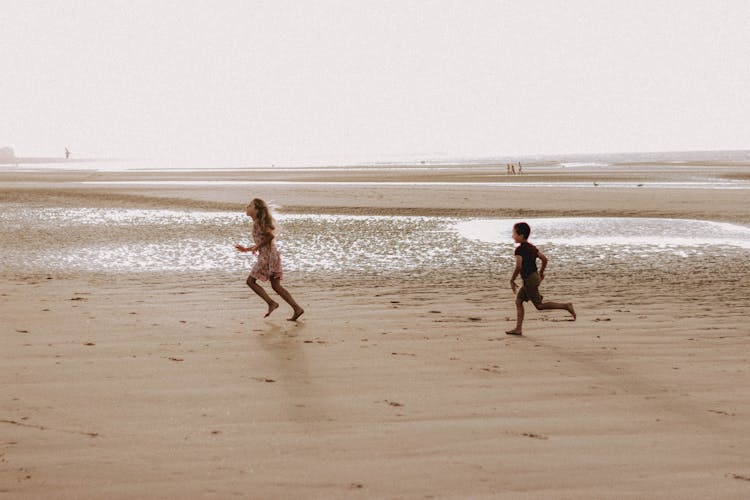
246;276;279;317
271;277;304;321
506;299;525;335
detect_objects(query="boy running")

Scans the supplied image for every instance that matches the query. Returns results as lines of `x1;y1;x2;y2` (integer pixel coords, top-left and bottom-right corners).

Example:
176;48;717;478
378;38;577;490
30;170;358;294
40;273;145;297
507;222;576;335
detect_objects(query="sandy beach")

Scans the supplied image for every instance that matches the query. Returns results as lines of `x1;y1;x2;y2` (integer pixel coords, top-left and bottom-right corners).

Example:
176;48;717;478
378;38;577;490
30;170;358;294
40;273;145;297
2;163;750;498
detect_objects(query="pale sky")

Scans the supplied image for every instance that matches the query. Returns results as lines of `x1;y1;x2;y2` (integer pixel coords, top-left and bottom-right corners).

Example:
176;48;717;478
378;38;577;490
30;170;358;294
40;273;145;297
2;1;749;165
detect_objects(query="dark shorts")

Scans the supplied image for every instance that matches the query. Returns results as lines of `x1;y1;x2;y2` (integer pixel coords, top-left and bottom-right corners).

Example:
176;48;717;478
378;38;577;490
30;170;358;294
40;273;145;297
517;272;543;306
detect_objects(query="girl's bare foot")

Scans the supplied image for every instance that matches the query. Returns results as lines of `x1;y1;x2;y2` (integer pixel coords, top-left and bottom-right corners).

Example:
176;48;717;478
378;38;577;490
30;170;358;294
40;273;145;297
288;307;304;321
264;302;279;318
505;329;523;335
567;303;576;320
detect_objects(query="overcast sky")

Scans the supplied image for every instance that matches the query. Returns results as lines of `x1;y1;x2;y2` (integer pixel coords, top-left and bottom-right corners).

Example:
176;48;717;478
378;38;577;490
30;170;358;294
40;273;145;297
2;1;749;165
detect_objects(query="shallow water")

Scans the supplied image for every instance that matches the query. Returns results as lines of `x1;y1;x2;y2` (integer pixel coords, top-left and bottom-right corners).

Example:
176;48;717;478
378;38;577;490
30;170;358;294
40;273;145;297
454;217;750;250
1;206;749;275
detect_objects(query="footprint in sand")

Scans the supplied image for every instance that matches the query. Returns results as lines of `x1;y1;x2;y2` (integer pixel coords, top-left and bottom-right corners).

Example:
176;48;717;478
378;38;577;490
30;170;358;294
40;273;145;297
480;365;502;374
708;409;735;416
521;432;548;440
505;431;548;440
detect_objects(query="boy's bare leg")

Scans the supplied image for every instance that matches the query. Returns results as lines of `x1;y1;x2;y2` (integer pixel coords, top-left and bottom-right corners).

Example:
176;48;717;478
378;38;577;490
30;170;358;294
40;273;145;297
271;277;304;321
246;276;279;317
536;301;576;320
506;299;525;335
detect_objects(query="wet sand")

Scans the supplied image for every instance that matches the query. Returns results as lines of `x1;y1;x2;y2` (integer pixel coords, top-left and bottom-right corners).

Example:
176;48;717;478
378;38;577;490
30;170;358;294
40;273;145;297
2;166;750;498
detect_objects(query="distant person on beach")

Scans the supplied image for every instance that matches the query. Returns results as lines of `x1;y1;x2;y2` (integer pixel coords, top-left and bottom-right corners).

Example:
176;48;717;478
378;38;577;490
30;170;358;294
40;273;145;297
518;162;523;175
65;147;71;159
506;222;575;335
235;198;304;321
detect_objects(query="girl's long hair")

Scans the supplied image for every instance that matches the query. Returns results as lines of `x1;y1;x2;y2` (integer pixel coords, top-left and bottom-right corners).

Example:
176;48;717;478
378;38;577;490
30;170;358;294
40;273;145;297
252;198;275;236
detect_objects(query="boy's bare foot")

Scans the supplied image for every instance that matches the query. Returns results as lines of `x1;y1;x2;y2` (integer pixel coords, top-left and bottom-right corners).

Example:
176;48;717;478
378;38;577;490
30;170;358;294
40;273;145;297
567;303;576;320
288;307;304;322
505;329;523;335
264;302;279;318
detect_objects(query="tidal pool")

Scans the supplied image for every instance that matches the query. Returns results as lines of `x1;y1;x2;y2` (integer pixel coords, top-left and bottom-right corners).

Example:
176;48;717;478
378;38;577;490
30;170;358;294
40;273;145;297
1;206;748;275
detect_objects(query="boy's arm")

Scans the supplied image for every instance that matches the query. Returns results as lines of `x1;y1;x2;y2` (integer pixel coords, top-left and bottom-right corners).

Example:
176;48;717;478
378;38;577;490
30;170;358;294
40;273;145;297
538;251;548;279
510;255;522;292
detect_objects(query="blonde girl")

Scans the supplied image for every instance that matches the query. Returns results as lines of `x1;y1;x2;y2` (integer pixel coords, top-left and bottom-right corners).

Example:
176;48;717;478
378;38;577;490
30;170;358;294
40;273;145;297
235;198;304;321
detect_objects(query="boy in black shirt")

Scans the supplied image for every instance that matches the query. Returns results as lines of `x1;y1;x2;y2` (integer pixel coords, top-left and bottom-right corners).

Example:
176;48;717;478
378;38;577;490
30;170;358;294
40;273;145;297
506;222;576;335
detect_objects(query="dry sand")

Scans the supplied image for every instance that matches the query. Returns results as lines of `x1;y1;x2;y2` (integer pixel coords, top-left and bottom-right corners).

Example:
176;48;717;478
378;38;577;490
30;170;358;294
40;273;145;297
2;166;750;499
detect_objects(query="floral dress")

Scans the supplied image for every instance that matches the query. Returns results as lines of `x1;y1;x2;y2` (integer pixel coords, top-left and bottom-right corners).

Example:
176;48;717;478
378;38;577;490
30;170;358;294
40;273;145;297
249;224;283;281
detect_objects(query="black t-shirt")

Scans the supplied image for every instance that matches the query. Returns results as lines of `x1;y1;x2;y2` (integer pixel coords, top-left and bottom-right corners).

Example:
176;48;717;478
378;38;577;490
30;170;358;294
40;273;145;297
515;242;539;278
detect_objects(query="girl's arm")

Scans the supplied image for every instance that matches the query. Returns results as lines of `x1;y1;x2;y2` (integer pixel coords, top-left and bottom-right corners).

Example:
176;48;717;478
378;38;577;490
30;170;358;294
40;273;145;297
538;251;548;279
253;232;274;251
234;231;275;253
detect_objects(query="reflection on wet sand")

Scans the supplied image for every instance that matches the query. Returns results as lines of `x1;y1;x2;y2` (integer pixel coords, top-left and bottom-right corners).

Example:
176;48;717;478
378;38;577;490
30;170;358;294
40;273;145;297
252;321;329;424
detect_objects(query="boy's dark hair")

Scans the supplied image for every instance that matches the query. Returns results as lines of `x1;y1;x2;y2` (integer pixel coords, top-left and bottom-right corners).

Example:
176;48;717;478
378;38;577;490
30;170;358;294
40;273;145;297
514;222;531;239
